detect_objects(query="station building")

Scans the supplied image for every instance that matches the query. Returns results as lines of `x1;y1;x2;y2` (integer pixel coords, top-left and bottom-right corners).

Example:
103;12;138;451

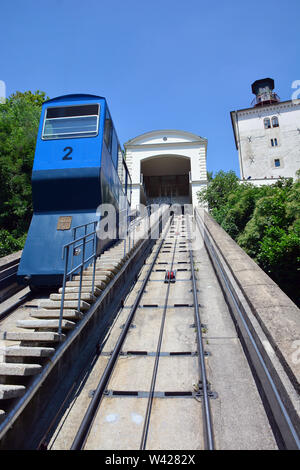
124;130;208;208
230;78;300;186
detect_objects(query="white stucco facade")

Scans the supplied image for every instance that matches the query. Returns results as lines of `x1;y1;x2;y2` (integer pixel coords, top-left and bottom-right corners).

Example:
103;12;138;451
124;130;208;208
231;100;300;184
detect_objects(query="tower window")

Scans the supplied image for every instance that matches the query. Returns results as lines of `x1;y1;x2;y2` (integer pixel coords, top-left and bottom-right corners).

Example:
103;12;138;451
264;118;271;129
274;159;280;167
272;116;279;127
271;138;278;146
104;109;112;152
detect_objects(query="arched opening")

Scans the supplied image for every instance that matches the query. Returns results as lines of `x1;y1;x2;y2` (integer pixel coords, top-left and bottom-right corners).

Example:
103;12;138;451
140;155;192;205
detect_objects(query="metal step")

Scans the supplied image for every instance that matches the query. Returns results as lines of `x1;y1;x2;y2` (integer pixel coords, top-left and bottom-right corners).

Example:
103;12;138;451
2;331;66;342
74;273;113;281
49;293;96;302
39;300;90;311
98;257;124;266
2;346;55;358
0;384;26;400
16;319;76;330
66;280;107;289
93;265;119;274
0;363;42;376
57;287;102;296
29;309;82;320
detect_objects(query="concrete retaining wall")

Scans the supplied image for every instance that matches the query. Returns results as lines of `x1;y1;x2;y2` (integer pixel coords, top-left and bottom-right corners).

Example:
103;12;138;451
196;208;300;392
195;207;300;449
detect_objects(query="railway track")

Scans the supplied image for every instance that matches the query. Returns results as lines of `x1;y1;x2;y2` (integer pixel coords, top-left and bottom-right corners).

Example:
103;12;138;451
1;210;298;450
0;253;22;304
48;214;215;450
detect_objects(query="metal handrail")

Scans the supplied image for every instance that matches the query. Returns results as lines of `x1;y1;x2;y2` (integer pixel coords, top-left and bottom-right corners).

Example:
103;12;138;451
72;221;97;238
251;91;280;107
69;221;98;280
126;204;156;252
119;204;152;255
59;211;138;334
59;223;98;335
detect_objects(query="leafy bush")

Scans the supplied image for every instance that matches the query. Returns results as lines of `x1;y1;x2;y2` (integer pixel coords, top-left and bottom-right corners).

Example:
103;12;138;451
198;171;300;306
0;230;26;257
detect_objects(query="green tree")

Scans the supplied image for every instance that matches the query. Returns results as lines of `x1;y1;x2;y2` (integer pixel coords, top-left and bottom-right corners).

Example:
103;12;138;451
197;171;300;306
0;90;48;256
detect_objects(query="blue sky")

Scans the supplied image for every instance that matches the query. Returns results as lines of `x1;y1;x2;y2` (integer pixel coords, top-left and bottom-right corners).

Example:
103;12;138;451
1;0;300;176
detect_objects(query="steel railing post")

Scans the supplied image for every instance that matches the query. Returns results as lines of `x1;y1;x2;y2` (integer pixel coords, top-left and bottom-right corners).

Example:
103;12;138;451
59;246;69;336
91;225;97;296
77;234;86;312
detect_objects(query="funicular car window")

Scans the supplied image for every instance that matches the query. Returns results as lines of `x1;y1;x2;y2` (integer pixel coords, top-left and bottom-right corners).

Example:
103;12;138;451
104;109;112;151
111;130;118;169
127;171;132;204
42;104;99;139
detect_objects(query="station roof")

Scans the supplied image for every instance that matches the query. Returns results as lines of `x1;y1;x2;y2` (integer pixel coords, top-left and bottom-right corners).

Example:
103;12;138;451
124;129;207;146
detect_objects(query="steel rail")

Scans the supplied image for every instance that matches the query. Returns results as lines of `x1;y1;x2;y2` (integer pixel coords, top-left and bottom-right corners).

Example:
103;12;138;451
70;216;172;450
187;215;214;450
139;216;177;450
